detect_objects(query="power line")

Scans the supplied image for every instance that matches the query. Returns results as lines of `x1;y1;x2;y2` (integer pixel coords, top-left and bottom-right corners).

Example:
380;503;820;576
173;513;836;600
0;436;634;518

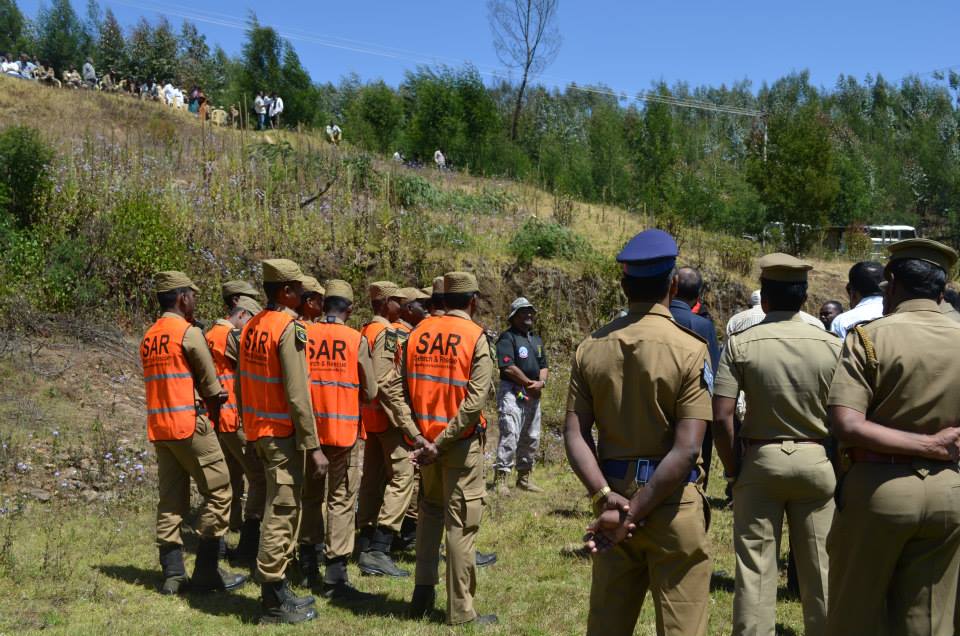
108;0;764;119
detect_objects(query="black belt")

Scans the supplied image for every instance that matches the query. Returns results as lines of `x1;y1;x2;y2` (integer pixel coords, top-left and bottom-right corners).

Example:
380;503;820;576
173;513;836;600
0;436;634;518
601;458;699;486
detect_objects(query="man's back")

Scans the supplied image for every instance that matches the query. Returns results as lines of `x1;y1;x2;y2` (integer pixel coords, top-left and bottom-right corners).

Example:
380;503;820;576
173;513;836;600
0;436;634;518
831;295;884;339
670;299;720;368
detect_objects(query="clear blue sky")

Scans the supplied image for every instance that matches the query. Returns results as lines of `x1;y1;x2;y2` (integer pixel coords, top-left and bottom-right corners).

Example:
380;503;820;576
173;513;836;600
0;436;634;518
17;0;960;94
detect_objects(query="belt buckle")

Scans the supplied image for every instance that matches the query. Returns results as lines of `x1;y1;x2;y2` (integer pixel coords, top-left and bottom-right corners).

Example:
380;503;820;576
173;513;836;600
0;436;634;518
634;459;651;487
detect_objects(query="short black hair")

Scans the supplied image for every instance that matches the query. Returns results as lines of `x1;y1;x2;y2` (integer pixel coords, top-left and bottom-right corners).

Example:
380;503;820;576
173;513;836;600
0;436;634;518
431;293;445;308
945;289;960;311
157;287;190;310
823;300;844;312
444;292;476;310
323;296;352;313
263;281;283;301
621;268;676;303
887;259;946;300
675;267;703;302
848;261;884;297
760;279;807;312
228;304;248;318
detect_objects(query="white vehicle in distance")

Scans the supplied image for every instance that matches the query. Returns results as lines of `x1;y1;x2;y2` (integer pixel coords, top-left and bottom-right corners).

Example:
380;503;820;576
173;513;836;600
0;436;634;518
867;225;916;256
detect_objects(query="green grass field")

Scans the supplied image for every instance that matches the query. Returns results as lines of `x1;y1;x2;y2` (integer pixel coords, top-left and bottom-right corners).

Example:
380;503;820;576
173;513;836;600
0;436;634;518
0;453;807;635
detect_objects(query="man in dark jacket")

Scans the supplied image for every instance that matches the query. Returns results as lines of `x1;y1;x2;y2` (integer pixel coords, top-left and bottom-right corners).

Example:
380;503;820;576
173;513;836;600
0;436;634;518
670;267;720;487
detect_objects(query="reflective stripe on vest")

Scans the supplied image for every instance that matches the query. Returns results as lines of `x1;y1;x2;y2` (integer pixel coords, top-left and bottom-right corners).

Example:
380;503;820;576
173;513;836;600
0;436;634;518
359;320;390;434
141;316;196;442
307;322;363;447
405;314;487;442
238;310;295;441
205;322;239;433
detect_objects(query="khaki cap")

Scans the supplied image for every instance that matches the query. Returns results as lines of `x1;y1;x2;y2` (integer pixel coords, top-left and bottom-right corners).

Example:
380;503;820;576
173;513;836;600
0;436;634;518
368;281;401;301
888;238;958;273
398;286;430;302
758;253;813;282
235;295;263;315
444;271;479;294
432;276;445;295
155;271;199;293
262;259;307;284
302;275;325;296
420;286;433;297
324;279;354;302
221;280;260;299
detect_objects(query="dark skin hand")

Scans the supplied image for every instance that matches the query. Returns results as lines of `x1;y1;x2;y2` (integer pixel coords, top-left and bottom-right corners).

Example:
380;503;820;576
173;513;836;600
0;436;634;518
410;436;439;465
203;391;228;431
830;406;960;461
712;395;739;479
308;448;329;480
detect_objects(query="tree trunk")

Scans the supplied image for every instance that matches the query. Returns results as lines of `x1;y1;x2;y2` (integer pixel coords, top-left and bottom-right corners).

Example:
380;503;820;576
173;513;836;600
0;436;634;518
511;71;529;141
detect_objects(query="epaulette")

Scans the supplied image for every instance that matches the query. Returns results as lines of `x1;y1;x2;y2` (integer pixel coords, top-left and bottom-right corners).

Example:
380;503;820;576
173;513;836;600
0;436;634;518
664;315;709;346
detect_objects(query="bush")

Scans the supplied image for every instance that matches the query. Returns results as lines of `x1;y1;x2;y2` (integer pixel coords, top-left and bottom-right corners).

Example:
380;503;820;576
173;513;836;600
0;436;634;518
0;126;54;228
843;226;873;262
508;217;588;266
716;235;758;277
391;174;440;209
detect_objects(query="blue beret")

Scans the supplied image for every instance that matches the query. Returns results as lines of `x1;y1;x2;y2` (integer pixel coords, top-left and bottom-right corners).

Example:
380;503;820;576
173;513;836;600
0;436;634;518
616;229;678;277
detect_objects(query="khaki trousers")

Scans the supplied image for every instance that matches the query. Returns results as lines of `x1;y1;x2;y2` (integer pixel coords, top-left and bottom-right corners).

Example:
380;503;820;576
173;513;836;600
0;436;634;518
254;435;304;583
356;427;416;533
218;430;267;520
154;416;231;545
732;442;835;636
416;436;486;625
587;482;711;636
827;461;960;636
300;443;361;560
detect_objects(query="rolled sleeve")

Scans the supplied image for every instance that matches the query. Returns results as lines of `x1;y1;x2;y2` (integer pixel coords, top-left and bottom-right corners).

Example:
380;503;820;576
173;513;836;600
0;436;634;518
566;348;593;416
675;346;714;421
827;331;873;412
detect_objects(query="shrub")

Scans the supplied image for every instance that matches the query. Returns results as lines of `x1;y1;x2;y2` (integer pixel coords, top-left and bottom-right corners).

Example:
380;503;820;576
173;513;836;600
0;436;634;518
508;217;588;266
843;226;873;262
391;174;440;209
715;235;758;277
0;126;54;228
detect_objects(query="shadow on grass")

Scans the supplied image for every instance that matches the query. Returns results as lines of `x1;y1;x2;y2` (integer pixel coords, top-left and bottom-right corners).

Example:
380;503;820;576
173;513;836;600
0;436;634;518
549;507;591;519
95;564;261;624
710;570;734;593
327;591;439;623
707;495;732;510
775;624;800;636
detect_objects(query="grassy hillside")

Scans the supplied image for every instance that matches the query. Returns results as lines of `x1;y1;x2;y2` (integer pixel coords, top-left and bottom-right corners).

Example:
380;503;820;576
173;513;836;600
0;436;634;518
0;78;853;634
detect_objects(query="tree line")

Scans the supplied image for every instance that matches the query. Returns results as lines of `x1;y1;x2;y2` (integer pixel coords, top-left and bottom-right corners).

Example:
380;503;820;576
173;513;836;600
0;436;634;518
4;0;960;248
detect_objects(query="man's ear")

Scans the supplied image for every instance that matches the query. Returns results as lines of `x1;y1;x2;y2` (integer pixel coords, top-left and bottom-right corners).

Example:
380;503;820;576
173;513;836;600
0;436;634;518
668;274;680;300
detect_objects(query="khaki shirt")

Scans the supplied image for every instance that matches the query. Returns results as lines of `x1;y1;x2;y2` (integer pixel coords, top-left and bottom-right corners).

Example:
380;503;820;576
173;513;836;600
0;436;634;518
941;302;960;323
714;312;841;439
383;310;495;450
828;299;960;434
566;302;713;461
162;311;221;399
234;306;319;450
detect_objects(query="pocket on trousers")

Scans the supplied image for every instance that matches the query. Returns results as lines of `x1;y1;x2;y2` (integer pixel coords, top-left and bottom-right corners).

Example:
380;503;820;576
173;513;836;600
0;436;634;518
198;449;229;491
464;496;484;533
273;470;298;508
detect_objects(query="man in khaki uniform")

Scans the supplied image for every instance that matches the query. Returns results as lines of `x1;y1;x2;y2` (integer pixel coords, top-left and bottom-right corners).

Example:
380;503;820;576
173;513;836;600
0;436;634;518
218;279;262;532
356;281;417;577
827;239;960;636
382;271;496;626
564;230;712;636
208;294;267;564
141;271;247;596
236;260;324;624
712;253;841;636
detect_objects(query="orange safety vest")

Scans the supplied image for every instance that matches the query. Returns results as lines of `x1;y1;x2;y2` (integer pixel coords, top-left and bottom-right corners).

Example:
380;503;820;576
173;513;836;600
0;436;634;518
392;321;411;334
307;321;363;447
205;322;239;433
140;315;197;442
238;309;295;442
359;320;390;434
405;314;487;442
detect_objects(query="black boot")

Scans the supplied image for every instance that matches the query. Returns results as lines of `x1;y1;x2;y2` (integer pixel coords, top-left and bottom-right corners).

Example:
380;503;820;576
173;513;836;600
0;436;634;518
409;584;436;620
394;516;417;553
321;556;376;602
277;578;316;609
158;543;187;595
357;526;409;577
229;517;260;565
190;537;248;593
298;543;320;589
259;580;318;625
355;526;374;556
476;551;498;568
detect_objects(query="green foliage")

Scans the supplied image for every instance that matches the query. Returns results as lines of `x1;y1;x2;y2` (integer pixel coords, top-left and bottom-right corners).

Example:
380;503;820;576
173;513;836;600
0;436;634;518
95;9;127;77
508;217;588;266
347;81;404;154
0;0;27;56
715;235;758;277
0;125;54;228
391;174;440;209
842;226;873;262
34;0;88;72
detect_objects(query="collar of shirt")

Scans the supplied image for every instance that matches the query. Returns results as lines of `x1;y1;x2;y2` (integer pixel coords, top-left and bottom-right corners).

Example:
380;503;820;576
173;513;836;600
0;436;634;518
762;310;808;324
508;325;534;338
445;309;473;321
370;315;392;326
324;316;345;324
855;295;884;309
893;298;941;315
161;311;187;321
265;305;299;318
669;299;693;313
628;302;673;319
215;318;232;328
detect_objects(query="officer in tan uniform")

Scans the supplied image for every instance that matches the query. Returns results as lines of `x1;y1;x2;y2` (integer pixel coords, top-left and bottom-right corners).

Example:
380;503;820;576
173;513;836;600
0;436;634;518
827;239;960;636
356;281;418;577
207;294;267;564
141;271;247;596
381;271;496;626
564;230;712;636
712;254;840;636
219;280;263;532
236;259;324;624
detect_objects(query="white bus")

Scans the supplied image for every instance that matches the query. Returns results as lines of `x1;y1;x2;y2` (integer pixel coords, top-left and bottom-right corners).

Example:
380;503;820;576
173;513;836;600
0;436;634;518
867;225;917;255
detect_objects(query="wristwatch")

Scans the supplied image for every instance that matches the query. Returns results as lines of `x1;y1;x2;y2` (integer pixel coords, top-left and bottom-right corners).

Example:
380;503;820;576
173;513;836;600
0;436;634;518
590;485;611;507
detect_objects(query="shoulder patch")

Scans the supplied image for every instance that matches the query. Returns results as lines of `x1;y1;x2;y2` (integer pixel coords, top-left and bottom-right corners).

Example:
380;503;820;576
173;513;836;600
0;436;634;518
702;361;715;396
384;329;398;353
396;329;410;342
294;321;308;350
